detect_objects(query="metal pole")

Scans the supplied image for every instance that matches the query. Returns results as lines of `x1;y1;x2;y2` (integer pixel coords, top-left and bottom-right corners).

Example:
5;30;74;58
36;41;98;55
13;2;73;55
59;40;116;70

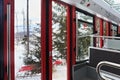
22;10;25;35
76;11;78;60
7;4;11;80
27;0;29;56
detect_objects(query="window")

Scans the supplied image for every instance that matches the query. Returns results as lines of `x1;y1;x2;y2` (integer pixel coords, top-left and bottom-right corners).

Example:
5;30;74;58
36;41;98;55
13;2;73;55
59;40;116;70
103;21;107;36
111;24;118;36
15;0;41;80
76;11;93;61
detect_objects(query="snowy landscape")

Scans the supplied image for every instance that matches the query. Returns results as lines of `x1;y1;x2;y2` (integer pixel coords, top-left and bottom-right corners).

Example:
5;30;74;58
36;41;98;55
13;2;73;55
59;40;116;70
15;42;67;80
15;0;67;80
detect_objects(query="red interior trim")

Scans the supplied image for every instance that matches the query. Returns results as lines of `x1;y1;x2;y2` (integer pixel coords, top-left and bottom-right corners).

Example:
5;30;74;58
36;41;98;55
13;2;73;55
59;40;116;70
109;23;112;36
41;0;47;80
94;16;97;47
72;6;76;65
4;0;8;80
66;6;71;80
48;0;52;80
106;21;109;36
67;5;76;80
99;18;103;48
118;26;120;34
10;0;15;80
41;0;52;80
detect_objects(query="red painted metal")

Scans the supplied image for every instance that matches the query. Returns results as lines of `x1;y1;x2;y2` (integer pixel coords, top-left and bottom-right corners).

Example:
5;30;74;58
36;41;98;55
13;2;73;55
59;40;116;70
4;0;14;80
66;5;76;80
4;0;8;80
94;16;103;47
108;22;111;36
41;0;52;80
48;0;52;80
66;5;71;80
93;16;97;47
99;18;103;48
10;0;15;80
41;0;47;80
71;6;76;65
109;23;112;36
95;16;104;48
106;21;110;36
118;26;120;34
67;6;72;80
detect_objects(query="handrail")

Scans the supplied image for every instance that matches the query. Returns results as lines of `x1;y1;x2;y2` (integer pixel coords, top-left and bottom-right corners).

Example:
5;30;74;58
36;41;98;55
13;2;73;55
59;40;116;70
90;35;120;39
7;3;11;80
96;61;120;80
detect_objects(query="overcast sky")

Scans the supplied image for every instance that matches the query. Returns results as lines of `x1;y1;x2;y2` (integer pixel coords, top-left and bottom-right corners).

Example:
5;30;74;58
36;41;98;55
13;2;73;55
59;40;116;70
15;0;41;26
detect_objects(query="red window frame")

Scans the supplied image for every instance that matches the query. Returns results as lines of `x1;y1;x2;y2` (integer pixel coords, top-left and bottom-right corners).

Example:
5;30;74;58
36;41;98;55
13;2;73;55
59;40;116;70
4;0;14;80
94;16;103;48
41;0;76;80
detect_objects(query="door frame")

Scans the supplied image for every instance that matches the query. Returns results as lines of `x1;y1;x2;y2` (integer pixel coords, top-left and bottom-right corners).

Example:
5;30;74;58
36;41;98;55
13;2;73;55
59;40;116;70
4;0;14;80
4;0;76;80
41;0;76;80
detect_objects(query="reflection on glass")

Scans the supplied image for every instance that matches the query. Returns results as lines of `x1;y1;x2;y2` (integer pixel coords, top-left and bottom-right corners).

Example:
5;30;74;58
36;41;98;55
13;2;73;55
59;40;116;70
76;22;93;61
95;18;100;47
52;1;67;80
77;12;93;23
111;25;117;36
15;0;41;80
103;21;107;36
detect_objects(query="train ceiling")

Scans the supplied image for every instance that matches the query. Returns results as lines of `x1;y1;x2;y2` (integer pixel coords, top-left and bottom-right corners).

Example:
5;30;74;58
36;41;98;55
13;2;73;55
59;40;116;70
61;0;120;25
104;0;120;13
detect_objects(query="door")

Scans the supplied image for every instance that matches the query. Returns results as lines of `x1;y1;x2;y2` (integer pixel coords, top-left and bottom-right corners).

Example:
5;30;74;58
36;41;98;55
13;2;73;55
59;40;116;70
14;0;41;80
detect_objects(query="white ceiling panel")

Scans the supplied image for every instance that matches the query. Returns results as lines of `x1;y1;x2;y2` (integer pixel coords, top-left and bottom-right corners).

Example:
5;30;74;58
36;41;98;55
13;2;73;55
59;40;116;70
60;0;120;25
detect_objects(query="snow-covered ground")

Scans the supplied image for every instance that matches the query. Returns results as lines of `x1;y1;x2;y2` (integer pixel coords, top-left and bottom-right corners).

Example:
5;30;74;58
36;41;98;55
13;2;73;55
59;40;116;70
15;42;67;80
15;42;25;76
53;65;67;80
16;75;40;80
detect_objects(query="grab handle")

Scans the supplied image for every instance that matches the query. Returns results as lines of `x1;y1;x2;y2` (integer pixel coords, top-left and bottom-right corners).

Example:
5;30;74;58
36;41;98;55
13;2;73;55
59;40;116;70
96;61;120;80
7;3;11;80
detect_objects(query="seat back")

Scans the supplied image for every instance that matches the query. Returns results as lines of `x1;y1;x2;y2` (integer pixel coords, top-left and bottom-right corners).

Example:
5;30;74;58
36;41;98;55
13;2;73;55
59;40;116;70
89;47;120;75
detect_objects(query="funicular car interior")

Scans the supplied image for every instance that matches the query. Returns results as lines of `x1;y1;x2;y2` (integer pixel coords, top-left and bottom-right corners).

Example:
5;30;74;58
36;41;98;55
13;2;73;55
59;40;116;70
70;0;120;80
0;0;120;80
64;0;120;80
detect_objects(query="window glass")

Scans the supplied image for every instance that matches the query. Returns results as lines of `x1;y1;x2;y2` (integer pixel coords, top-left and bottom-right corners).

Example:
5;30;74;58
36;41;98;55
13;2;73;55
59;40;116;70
76;21;93;61
95;18;101;47
77;12;93;23
15;0;41;80
103;21;107;36
111;24;117;36
52;1;67;80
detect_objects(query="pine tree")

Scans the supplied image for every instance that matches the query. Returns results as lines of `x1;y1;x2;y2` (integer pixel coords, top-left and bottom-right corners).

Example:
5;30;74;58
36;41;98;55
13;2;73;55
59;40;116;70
52;2;67;59
21;1;67;75
22;27;41;74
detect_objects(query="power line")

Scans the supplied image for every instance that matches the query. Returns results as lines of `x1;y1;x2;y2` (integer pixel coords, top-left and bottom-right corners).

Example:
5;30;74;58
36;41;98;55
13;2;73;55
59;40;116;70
27;0;29;56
